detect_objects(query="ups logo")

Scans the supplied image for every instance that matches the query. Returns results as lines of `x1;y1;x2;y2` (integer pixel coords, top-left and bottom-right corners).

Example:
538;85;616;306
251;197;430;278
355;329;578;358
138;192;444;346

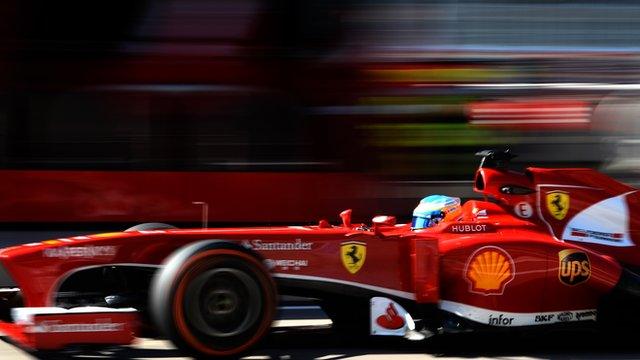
558;249;590;286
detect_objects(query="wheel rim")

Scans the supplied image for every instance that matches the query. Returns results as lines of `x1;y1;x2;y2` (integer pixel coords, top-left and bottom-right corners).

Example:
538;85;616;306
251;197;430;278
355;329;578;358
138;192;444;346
183;268;262;338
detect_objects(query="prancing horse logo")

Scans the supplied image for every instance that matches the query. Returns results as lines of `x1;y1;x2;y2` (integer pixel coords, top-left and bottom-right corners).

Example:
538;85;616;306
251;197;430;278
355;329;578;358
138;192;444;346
546;190;570;220
340;241;366;274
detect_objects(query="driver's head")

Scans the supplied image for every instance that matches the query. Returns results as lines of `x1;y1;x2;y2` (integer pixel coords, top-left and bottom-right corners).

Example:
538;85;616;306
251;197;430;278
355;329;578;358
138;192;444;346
411;195;461;229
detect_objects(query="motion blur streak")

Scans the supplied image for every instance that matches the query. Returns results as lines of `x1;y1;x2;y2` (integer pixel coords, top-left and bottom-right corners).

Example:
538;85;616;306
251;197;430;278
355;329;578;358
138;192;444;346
1;1;640;226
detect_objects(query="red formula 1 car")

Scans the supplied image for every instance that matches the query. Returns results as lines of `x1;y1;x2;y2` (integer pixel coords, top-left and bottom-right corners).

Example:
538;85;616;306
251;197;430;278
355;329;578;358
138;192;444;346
0;149;639;357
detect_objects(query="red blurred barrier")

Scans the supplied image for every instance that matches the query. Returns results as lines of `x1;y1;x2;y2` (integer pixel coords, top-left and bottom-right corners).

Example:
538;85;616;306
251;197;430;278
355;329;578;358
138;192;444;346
466;100;592;130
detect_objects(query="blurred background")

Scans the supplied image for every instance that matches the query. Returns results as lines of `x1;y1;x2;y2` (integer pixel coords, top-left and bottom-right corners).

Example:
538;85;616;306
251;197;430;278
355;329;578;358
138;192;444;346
2;0;640;229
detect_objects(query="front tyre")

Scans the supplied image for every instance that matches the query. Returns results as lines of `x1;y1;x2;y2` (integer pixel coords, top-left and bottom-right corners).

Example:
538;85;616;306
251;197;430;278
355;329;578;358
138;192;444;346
150;241;276;358
125;223;177;232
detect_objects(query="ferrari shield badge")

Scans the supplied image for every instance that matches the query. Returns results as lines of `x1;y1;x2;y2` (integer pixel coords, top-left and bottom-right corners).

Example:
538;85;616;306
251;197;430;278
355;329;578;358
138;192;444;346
546;190;569;220
340;241;366;274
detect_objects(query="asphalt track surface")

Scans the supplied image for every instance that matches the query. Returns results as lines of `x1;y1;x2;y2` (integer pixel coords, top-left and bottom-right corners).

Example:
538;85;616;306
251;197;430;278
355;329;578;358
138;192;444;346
3;322;640;360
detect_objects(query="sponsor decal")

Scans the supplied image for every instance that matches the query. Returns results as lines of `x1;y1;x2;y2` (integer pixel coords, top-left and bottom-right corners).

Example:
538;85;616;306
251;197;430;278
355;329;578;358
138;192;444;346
30;320;125;333
569;227;624;243
242;239;312;251
558;249;590;286
264;259;308;270
375;302;405;330
446;223;494;234
560;192;635;247
370;297;414;336
43;246;118;259
557;312;573;322
440;300;597;327
340;241;366;274
535;314;555;323
514;202;533;218
546;191;570;220
488;314;514;326
464;246;515;295
575;310;597;321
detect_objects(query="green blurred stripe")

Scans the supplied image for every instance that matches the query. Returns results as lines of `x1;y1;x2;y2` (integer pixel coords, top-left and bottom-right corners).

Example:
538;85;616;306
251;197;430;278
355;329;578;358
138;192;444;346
361;123;507;147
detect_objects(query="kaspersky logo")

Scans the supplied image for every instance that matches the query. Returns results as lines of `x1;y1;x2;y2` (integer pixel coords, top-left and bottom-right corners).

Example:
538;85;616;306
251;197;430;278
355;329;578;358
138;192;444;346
465;246;515;295
558;249;590;286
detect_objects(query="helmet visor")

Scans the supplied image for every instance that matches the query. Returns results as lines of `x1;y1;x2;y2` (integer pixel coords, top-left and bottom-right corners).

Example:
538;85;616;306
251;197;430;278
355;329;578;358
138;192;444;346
411;216;434;229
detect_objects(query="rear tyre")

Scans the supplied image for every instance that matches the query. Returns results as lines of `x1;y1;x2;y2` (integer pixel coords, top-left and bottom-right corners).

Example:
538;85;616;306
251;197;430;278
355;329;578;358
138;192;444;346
125;223;177;232
150;241;276;358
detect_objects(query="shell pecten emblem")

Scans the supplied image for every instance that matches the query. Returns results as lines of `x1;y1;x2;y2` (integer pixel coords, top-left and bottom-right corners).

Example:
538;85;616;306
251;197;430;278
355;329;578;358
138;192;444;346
464;246;515;295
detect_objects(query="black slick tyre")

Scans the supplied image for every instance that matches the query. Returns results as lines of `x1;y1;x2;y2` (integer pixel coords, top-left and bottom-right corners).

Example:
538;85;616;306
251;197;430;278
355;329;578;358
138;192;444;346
125;223;178;232
149;240;276;358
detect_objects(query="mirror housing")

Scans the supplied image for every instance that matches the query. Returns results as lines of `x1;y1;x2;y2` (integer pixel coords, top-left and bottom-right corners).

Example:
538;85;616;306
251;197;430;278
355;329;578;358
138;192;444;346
340;209;352;228
372;215;396;228
372;215;397;238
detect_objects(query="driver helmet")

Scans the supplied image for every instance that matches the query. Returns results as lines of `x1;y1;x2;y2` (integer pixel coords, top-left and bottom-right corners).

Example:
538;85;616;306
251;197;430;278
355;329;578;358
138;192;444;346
411;195;461;229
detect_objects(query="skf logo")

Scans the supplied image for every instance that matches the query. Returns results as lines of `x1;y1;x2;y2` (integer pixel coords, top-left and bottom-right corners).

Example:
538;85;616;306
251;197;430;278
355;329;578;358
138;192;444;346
546;190;569;220
465;246;515;295
558;249;590;286
340;241;366;274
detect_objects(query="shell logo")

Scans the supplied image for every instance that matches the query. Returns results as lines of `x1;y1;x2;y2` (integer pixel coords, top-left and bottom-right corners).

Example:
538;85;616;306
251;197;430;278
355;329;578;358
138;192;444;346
464;246;515;295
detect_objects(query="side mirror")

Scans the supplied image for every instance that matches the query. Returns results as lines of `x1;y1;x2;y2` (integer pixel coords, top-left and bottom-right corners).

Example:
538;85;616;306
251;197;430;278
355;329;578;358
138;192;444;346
340;209;352;228
372;215;396;227
372;215;396;238
318;219;331;228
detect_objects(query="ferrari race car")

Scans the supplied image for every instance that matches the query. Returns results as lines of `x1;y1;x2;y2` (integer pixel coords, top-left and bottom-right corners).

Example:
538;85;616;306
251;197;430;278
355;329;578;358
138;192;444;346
0;149;640;357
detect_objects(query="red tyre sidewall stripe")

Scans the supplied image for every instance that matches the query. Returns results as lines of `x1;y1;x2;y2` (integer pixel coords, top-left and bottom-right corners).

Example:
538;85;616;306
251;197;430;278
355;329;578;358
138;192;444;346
172;249;276;356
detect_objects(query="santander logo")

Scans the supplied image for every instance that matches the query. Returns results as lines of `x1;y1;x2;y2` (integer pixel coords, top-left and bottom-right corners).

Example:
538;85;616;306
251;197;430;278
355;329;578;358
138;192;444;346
375;303;405;330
